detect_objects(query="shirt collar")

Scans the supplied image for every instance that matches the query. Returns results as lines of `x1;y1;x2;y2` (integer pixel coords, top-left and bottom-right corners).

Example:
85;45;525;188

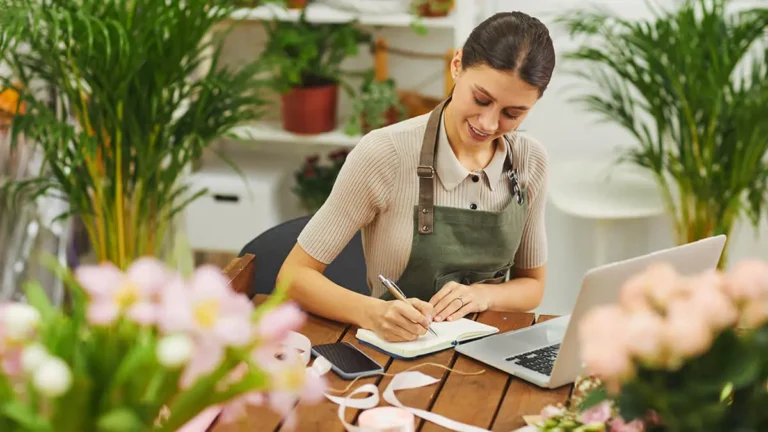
435;113;509;192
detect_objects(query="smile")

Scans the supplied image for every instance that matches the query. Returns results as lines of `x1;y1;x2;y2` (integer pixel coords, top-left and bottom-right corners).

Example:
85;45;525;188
468;123;492;140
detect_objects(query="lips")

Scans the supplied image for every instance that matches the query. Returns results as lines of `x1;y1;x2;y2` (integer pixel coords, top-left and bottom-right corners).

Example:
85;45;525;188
467;122;492;141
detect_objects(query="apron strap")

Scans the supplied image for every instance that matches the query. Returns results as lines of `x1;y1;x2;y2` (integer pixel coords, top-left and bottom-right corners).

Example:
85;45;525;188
416;98;447;235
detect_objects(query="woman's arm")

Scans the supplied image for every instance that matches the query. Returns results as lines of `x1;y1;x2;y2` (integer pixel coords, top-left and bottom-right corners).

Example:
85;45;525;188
278;243;381;328
475;265;546;311
429;265;546;322
278;244;434;341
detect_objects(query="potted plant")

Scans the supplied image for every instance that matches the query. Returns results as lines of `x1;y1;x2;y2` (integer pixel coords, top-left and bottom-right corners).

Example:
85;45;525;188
260;11;372;135
292;149;349;213
344;73;407;136
411;0;454;17
0;0;272;272
556;0;768;269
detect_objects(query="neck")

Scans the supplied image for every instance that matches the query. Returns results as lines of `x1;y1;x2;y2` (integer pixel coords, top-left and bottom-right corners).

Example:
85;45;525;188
443;104;496;172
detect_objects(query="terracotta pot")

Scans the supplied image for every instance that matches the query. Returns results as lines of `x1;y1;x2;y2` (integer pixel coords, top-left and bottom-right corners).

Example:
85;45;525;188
362;107;400;134
417;0;454;17
281;84;338;135
286;0;307;9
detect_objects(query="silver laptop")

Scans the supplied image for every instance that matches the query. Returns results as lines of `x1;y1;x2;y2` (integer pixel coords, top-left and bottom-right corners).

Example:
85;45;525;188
455;235;727;389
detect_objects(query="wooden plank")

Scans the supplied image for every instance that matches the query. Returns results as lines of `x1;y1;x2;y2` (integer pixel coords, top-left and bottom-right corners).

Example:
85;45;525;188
223;254;255;295
277;316;352;431
301;329;394;432
491;314;572;432
421;312;536;432
367;312;483;425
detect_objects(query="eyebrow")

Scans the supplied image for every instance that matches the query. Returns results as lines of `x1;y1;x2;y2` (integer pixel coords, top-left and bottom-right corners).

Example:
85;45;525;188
474;85;531;111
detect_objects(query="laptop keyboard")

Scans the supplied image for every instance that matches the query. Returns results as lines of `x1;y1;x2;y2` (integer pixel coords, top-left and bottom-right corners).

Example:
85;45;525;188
505;344;560;376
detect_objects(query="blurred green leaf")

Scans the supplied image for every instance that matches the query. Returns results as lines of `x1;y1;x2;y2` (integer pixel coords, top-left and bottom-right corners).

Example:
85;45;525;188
97;408;145;432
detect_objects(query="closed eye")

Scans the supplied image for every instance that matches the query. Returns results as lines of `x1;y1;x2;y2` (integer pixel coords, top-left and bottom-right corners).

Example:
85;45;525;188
474;96;521;120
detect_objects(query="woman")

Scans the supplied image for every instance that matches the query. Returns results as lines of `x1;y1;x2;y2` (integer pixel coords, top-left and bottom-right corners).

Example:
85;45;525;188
278;11;555;342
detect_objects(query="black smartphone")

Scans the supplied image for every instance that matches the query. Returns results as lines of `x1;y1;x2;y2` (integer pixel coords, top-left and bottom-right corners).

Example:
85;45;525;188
311;342;384;380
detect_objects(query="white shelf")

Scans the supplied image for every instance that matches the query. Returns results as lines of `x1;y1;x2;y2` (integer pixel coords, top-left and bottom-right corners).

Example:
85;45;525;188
231;3;455;28
231;121;360;148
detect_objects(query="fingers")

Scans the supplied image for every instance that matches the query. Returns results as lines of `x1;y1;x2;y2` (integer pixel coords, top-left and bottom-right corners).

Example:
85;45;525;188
408;298;435;325
435;296;468;322
430;282;458;308
445;299;473;322
385;302;426;337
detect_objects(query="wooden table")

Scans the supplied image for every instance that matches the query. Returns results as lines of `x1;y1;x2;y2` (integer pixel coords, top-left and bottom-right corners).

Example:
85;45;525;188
213;255;573;431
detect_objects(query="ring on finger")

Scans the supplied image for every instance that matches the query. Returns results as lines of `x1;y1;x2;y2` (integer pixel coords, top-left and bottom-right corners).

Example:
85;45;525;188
451;296;464;308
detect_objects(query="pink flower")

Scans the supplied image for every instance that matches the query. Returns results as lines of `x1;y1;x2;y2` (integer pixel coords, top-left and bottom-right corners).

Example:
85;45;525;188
724;259;768;303
609;417;645;431
219;392;265;424
257;303;306;342
1;348;22;376
642;262;685;309
540;404;565;420
580;401;612;424
686;273;738;331
619;274;652;312
158;266;253;346
157;266;254;387
76;257;171;326
579;305;634;386
624;310;665;364
664;301;713;360
739;300;767;328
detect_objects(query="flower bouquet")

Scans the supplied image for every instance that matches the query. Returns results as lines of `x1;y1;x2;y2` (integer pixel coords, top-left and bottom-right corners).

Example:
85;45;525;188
535;258;768;432
0;257;325;431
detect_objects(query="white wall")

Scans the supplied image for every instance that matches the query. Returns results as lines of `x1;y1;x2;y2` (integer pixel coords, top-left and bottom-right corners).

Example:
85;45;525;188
204;1;768;316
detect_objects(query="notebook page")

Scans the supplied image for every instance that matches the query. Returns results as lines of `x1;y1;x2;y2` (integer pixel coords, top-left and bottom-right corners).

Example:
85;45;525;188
357;318;498;355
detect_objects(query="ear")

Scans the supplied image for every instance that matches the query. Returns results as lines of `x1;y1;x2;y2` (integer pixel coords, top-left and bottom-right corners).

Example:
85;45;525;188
450;49;463;79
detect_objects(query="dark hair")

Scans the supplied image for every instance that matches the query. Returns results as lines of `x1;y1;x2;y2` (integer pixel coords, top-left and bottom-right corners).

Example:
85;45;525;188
462;12;556;96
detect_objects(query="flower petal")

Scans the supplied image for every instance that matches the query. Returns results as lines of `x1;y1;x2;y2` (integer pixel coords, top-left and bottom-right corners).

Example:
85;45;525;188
75;264;123;297
127;257;171;295
127;302;156;326
87;302;119;326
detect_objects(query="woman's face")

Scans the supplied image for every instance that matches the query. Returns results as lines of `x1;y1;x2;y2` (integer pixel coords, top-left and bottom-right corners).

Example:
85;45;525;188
448;50;541;146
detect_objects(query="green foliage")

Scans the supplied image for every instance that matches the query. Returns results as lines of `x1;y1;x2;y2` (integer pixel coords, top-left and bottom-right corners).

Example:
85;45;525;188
0;0;272;270
344;73;407;136
556;0;768;268
292;149;348;213
260;7;372;94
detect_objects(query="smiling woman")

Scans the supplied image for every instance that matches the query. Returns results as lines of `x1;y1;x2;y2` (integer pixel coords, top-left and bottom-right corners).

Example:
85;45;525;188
278;12;556;344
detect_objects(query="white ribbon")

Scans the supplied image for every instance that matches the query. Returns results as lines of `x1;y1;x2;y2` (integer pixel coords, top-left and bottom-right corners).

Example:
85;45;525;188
179;331;492;432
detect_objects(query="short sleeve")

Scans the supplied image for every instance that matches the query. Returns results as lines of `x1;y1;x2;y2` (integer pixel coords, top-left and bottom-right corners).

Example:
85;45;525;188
514;135;548;268
296;130;399;264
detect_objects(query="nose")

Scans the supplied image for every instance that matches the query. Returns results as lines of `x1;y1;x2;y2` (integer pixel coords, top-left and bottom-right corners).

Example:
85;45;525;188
477;109;498;133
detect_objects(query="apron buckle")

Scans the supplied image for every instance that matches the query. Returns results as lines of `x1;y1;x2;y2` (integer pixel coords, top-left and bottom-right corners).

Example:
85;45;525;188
417;165;434;178
508;169;524;205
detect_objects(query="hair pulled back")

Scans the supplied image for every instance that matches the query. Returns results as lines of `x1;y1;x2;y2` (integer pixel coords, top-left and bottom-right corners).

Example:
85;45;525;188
461;12;556;96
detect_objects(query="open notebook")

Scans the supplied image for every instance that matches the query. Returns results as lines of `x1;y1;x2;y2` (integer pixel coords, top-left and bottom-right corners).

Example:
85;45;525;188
355;318;499;359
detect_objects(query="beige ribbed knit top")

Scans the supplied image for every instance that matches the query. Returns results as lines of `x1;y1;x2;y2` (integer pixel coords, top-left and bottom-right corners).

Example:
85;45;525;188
297;111;549;298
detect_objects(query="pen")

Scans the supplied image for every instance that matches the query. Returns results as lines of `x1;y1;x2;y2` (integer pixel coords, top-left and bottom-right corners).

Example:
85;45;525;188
377;275;439;337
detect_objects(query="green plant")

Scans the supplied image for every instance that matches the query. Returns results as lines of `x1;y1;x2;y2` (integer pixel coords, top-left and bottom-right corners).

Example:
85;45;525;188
409;0;454;34
0;0;271;270
292;149;349;213
344;74;407;136
556;0;768;269
0;256;324;431
260;8;372;94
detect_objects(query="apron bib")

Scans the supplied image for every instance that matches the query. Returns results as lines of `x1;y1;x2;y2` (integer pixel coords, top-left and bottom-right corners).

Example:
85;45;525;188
381;98;529;302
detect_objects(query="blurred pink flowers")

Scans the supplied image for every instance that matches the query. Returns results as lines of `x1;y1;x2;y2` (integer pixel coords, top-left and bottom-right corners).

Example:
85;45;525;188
75;257;171;326
580;258;768;391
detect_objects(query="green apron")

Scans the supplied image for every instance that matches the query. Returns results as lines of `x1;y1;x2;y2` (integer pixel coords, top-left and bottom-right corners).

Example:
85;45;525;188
380;97;529;302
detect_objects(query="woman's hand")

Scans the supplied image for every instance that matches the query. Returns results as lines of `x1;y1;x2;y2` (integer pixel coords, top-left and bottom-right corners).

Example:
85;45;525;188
367;298;434;342
430;282;491;322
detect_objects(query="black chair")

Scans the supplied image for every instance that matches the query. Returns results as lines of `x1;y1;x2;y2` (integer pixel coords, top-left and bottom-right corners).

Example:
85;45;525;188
238;215;369;298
